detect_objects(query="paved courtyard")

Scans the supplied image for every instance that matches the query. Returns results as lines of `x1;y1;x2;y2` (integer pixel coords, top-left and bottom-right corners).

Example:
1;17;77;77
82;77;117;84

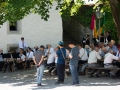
0;69;120;90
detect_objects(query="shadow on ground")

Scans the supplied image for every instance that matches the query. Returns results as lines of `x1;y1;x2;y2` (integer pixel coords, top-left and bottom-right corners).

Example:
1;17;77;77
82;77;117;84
0;69;120;90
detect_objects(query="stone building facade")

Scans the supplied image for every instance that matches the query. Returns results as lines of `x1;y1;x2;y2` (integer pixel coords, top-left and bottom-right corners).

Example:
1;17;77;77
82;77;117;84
0;5;62;53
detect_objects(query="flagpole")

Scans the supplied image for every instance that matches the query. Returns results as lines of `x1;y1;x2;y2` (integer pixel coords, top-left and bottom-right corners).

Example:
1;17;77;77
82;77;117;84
98;18;101;44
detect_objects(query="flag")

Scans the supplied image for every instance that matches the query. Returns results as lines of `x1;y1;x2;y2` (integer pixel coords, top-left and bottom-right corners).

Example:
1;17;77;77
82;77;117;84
90;14;97;38
98;13;105;35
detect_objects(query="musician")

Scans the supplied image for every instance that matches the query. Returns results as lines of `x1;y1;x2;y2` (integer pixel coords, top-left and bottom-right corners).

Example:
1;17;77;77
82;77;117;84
19;37;28;50
3;51;14;73
0;49;4;71
26;47;33;69
16;49;26;70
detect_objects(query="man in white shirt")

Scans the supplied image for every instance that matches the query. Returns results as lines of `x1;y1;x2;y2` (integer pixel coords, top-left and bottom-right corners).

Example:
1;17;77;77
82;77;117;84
88;47;102;77
45;44;54;57
104;50;120;77
77;45;88;74
26;47;34;69
19;37;28;50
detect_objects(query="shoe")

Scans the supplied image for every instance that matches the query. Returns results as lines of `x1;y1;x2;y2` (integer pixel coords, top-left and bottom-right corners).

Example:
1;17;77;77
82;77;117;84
37;84;43;86
88;74;94;78
94;74;100;78
55;81;61;84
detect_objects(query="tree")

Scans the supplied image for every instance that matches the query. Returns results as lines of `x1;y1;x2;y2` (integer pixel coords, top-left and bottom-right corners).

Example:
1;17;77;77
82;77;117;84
0;0;84;24
109;0;120;43
0;0;120;42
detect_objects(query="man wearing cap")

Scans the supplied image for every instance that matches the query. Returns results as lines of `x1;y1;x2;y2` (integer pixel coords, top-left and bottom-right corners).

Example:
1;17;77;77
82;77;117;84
33;45;45;86
68;43;79;85
55;41;66;84
19;37;28;50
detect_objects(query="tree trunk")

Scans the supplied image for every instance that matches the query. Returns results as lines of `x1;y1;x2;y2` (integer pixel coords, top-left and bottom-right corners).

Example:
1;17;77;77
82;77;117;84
109;0;120;43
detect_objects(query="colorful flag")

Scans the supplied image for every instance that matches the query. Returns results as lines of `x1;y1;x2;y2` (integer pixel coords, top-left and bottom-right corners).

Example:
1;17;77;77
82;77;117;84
90;14;97;38
98;13;105;35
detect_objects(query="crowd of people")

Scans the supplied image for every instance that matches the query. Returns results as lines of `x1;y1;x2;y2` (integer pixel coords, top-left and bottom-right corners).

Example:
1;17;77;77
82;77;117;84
0;32;120;86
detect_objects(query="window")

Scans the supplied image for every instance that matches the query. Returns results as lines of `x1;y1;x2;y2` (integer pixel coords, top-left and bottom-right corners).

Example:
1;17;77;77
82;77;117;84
7;44;19;52
7;21;22;34
9;22;17;31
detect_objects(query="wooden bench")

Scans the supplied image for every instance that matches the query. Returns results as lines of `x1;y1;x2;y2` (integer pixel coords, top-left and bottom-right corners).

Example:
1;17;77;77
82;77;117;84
85;67;120;76
45;64;70;76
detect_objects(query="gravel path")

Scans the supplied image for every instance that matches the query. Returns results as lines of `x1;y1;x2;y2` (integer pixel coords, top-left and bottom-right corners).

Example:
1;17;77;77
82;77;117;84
0;69;120;90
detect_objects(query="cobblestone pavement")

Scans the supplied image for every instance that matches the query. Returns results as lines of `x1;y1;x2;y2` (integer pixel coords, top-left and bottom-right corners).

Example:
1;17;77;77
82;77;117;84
0;69;120;90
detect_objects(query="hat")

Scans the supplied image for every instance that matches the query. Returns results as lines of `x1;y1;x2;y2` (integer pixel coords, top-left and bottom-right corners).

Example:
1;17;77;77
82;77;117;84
58;41;64;45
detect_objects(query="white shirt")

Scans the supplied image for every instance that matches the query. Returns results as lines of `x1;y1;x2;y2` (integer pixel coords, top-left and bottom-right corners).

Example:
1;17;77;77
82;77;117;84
45;47;54;56
47;51;56;64
19;41;28;49
26;51;33;59
55;57;58;64
19;54;26;61
79;48;88;61
98;48;102;55
104;53;119;64
88;50;101;64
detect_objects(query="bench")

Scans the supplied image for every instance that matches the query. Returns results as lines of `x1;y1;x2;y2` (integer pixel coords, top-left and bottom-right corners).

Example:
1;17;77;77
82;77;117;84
85;67;120;76
45;64;70;76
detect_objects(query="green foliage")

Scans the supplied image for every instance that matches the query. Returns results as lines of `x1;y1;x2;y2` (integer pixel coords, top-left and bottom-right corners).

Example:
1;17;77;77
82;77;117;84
0;0;84;25
74;5;93;26
103;12;118;43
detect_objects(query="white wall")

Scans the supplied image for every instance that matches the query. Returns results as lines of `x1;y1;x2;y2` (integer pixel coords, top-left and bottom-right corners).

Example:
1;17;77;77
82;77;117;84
0;4;62;53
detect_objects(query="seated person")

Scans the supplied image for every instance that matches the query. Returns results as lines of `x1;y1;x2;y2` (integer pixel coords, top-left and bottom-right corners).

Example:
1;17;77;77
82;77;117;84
85;45;91;56
0;49;4;71
3;51;14;73
104;50;120;77
45;44;54;57
77;45;88;74
88;47;102;77
100;47;108;58
107;42;118;55
16;49;26;70
26;47;34;69
46;50;56;75
98;42;105;55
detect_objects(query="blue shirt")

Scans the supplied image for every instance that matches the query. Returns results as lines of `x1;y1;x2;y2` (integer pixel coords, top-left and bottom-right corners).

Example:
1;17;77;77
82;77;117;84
56;48;66;64
108;45;118;54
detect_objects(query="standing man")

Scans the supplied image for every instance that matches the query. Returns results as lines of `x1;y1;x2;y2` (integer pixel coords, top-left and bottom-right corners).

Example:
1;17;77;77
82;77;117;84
19;37;28;50
68;43;79;85
33;45;45;86
55;41;66;84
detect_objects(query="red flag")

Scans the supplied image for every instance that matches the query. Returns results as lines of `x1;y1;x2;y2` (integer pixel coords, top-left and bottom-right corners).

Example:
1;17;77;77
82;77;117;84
90;14;95;31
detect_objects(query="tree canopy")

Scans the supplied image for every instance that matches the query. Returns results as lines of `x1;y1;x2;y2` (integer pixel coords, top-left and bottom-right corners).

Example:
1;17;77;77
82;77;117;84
0;0;84;24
